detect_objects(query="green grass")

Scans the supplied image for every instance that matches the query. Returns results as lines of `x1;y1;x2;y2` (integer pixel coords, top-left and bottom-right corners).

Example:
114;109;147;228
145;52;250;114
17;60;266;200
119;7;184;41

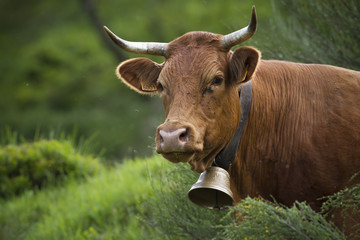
219;198;345;240
0;128;103;199
1;143;358;239
0;156;166;240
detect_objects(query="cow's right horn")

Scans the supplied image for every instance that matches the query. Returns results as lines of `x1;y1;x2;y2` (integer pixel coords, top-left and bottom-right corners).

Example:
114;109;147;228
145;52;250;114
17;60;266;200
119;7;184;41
221;6;257;49
103;26;168;56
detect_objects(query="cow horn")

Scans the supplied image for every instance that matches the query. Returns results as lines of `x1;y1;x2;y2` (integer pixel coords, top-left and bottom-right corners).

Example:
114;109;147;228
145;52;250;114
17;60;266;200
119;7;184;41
103;26;168;56
221;6;257;49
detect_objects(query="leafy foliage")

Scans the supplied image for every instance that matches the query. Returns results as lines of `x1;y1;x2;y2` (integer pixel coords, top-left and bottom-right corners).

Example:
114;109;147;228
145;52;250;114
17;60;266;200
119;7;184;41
0;156;165;240
0;138;102;199
258;0;360;70
321;173;360;239
144;163;232;240
1;151;359;239
143;162;354;240
219;198;345;240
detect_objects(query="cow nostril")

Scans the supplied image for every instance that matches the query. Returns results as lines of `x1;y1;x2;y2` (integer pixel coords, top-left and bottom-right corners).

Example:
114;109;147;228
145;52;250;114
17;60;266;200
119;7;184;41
160;135;164;143
157;127;191;153
179;129;188;142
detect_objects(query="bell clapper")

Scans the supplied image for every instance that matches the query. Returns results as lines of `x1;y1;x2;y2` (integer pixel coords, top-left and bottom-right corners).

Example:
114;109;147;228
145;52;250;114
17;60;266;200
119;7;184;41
214;191;220;210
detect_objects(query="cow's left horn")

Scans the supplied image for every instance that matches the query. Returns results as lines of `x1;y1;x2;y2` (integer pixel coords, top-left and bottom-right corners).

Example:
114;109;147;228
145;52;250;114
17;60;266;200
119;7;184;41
221;6;257;49
103;26;168;56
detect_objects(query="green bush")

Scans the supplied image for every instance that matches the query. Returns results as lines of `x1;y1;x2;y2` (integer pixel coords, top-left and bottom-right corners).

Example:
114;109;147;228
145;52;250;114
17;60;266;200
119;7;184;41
0;156;164;240
1;154;359;239
257;0;360;70
143;162;354;240
0;139;102;199
219;198;345;240
322;174;360;239
144;163;233;240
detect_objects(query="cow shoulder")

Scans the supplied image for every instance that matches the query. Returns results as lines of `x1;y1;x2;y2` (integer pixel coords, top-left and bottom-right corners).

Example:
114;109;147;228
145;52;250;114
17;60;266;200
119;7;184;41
117;57;162;94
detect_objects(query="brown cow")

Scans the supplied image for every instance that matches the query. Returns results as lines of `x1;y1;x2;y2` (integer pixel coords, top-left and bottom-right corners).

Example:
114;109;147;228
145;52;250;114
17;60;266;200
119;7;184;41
105;7;360;237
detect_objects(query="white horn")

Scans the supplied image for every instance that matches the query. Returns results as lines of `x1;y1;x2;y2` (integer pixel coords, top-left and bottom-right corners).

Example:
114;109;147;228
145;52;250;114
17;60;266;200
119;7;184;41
221;6;257;49
104;26;168;56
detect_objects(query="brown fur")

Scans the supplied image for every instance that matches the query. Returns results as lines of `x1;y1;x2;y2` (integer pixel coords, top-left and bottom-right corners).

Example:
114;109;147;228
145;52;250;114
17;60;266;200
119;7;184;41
118;58;162;94
231;61;360;204
231;60;360;236
115;31;360;237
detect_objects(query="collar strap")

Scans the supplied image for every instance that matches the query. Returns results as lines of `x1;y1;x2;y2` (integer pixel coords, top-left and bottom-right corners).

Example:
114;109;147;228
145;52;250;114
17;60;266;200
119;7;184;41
213;81;252;171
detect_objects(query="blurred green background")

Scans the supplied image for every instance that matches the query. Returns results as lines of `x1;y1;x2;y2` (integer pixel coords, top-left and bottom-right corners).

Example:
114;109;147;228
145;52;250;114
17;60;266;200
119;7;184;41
1;0;359;162
0;0;268;161
1;1;360;239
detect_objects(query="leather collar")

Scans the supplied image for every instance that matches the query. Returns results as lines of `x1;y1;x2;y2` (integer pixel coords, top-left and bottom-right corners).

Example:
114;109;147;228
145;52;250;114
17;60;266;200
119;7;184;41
213;81;252;171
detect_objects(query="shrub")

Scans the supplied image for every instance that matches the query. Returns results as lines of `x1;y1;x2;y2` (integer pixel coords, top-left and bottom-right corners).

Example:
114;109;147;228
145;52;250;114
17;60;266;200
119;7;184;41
321;174;360;239
257;0;360;71
1;154;358;239
143;162;359;240
0;139;102;199
219;198;345;240
0;156;163;240
144;163;233;240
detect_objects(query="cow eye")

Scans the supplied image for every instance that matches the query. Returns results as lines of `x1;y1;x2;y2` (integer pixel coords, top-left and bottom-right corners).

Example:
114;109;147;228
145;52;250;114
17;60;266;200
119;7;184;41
156;81;164;92
211;76;223;86
205;76;223;94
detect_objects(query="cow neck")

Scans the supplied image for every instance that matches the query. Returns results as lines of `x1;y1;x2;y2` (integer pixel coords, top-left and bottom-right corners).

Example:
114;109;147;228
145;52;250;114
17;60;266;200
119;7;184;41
213;80;252;171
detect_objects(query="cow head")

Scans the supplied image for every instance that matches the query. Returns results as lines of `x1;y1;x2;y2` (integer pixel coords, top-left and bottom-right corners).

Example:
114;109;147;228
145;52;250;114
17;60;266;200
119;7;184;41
105;7;260;172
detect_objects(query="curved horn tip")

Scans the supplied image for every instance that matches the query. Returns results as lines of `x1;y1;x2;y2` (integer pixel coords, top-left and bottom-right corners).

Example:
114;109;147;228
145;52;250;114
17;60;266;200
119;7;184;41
103;26;116;40
249;6;257;32
221;6;258;49
103;26;117;40
103;26;111;35
102;25;168;56
103;26;127;49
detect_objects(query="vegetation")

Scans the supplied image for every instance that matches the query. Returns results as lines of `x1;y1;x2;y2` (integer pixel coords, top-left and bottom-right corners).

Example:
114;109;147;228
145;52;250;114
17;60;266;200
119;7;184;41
220;199;345;240
321;174;360;239
0;155;162;240
144;163;359;240
1;138;358;239
260;0;360;70
0;131;102;199
144;163;233;240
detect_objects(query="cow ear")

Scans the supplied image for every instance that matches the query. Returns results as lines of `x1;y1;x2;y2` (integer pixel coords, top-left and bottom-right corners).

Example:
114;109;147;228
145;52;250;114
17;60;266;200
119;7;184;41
117;57;162;94
229;46;261;85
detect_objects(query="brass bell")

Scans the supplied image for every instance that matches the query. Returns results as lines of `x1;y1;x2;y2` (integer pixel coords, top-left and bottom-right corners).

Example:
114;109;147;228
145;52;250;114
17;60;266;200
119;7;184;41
188;166;234;210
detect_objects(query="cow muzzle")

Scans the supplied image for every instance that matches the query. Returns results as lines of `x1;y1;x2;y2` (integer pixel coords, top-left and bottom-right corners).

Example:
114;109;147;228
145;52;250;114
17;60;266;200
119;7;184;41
156;121;203;162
